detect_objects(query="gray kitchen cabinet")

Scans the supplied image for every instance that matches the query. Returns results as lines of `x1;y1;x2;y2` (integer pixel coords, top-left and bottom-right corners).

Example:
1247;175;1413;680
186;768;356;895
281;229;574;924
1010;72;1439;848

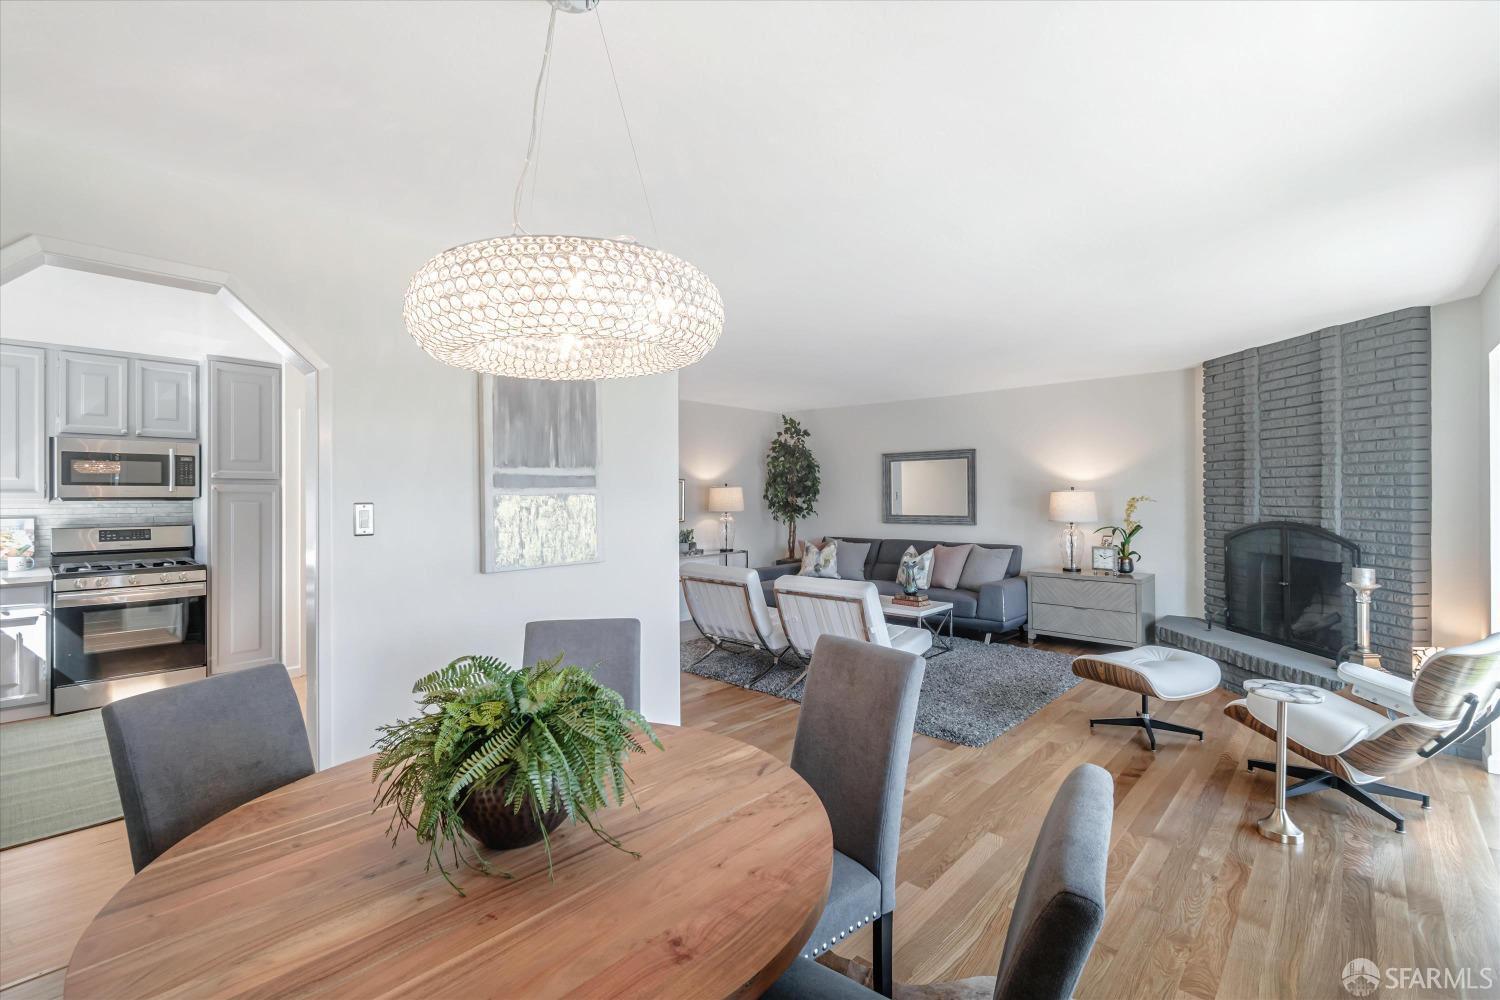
132;358;198;438
0;584;50;723
0;344;47;500
209;359;280;479
58;350;129;436
210;482;281;672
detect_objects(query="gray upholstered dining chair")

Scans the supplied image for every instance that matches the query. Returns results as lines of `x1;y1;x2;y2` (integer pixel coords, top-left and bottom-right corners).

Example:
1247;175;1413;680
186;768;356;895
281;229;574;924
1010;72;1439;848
101;664;314;872
523;617;641;711
791;634;926;997
763;763;1114;1000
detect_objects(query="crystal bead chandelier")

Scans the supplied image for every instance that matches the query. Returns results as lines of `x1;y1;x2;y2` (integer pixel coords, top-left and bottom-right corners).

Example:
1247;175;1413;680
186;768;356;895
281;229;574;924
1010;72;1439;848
404;0;724;380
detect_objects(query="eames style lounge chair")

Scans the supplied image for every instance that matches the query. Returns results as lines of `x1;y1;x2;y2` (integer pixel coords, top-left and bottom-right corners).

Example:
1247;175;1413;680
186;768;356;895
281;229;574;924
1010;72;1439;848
1224;632;1500;833
773;576;932;691
680;562;792;683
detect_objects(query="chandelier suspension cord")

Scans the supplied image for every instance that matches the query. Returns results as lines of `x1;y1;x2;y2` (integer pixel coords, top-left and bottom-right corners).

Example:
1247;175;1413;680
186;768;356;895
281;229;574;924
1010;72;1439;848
512;5;560;235
527;19;555;224
596;6;660;245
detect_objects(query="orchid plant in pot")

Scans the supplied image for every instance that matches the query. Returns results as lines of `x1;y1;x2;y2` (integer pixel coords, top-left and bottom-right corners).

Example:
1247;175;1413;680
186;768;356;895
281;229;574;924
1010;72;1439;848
372;653;660;893
1095;495;1155;574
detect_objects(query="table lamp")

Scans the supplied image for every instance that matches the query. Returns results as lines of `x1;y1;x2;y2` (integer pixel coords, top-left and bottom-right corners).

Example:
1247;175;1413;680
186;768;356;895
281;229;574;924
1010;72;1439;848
1049;487;1098;573
708;484;744;552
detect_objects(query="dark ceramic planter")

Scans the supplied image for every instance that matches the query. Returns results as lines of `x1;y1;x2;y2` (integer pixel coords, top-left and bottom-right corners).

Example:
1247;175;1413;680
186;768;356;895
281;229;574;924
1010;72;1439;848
1116;556;1135;575
460;780;567;851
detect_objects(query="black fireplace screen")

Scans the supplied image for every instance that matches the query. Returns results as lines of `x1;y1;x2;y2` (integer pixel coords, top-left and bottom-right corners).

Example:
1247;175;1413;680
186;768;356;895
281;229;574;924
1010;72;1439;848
1224;522;1360;660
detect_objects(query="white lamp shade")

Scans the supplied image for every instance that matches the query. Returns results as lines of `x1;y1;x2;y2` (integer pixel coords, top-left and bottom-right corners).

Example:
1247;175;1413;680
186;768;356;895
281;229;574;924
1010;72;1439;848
707;486;745;513
1049;489;1098;523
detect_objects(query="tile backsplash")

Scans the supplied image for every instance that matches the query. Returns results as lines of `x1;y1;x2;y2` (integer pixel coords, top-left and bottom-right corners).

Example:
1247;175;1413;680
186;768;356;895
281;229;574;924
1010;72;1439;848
3;501;195;564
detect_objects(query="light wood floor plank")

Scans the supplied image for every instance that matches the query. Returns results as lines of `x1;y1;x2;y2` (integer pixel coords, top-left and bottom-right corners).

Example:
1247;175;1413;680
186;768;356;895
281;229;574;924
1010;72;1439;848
2;654;1496;999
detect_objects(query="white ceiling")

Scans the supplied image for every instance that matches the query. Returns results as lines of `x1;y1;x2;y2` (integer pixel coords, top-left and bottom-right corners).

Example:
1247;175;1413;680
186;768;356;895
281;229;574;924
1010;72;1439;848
2;1;1496;411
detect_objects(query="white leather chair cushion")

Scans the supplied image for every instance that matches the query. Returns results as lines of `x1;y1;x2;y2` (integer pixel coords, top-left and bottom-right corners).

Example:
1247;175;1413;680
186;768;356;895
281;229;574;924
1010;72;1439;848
1337;661;1419;717
887;624;933;656
774;576;893;648
681;562;788;652
1084;645;1221;701
1244;690;1381;758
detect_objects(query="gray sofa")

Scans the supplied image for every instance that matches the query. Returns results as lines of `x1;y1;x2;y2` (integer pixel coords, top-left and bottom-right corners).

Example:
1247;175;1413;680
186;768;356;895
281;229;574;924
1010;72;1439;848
756;536;1028;639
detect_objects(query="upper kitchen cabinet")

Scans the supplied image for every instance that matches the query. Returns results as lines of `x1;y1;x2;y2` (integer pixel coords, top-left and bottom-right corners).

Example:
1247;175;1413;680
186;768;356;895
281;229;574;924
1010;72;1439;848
132;358;198;439
0;344;47;500
58;350;129;436
209;359;280;479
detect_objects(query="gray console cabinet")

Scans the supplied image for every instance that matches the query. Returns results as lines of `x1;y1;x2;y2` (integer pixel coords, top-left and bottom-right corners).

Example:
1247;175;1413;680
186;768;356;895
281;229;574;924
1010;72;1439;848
1027;569;1155;647
58;350;129;436
0;345;47;500
132;358;199;438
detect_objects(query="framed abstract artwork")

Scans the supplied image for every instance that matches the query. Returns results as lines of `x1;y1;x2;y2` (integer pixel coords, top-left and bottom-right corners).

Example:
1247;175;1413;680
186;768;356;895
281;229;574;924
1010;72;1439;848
480;375;601;572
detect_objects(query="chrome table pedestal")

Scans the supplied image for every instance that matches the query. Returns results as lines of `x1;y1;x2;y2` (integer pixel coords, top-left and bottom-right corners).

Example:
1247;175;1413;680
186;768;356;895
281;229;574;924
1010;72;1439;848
1244;679;1326;845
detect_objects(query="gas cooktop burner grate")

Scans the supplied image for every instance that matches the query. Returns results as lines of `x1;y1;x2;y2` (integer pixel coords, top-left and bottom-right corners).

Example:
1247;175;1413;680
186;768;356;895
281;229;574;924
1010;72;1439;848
56;558;202;575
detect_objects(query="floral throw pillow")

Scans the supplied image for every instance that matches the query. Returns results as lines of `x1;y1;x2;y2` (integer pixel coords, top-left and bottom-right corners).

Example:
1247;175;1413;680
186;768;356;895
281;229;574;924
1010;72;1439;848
799;539;840;578
896;545;934;592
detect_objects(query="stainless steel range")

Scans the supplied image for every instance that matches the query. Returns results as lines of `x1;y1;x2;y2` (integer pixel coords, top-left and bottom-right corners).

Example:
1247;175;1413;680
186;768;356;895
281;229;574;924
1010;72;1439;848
50;524;208;714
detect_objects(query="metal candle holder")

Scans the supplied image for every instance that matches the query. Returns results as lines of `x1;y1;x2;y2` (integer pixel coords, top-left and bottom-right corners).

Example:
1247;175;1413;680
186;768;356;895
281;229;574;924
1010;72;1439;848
1344;567;1383;670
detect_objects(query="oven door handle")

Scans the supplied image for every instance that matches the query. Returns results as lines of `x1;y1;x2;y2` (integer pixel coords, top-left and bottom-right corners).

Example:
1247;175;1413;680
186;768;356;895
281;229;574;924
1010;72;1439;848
54;582;207;608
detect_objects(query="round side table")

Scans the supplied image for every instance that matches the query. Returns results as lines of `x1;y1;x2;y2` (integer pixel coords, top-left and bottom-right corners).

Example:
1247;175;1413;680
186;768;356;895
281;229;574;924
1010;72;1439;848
1244;679;1325;844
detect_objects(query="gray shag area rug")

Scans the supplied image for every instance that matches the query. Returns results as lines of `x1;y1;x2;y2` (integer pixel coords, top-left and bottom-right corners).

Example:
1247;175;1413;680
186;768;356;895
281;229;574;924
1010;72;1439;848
682;635;1080;747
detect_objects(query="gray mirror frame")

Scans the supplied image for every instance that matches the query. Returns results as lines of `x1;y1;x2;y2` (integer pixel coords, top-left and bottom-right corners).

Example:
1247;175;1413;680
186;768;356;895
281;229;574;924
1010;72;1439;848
881;448;977;525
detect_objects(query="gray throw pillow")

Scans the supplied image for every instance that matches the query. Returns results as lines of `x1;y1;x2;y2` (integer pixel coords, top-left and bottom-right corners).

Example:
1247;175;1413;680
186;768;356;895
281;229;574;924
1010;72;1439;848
958;545;1014;590
830;539;871;581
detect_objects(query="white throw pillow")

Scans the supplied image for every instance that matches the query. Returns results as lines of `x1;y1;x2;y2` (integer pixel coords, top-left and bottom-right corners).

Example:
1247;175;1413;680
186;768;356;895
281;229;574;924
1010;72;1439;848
799;539;840;578
896;545;934;591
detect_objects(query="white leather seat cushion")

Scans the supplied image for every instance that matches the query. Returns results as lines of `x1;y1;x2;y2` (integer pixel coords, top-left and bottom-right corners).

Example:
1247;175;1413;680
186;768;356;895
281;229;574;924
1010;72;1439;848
1085;645;1220;701
887;624;933;656
1244;690;1381;758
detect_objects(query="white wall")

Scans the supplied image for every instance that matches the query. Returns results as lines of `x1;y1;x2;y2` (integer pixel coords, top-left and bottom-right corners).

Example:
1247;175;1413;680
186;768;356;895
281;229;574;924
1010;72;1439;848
0;265;280;362
1431;296;1489;649
793;367;1203;619
0;126;683;761
678;401;783;568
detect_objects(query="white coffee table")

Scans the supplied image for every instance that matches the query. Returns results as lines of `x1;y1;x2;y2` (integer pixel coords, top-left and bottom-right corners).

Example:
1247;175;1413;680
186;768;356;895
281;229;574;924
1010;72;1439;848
880;596;955;659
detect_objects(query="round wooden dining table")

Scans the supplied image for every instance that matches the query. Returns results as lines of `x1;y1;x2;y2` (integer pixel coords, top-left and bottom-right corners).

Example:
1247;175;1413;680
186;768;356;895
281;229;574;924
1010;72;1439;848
64;724;832;1000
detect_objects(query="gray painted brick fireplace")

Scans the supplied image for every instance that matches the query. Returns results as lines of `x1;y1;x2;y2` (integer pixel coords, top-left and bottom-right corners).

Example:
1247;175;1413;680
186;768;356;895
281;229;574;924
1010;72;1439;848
1202;306;1432;675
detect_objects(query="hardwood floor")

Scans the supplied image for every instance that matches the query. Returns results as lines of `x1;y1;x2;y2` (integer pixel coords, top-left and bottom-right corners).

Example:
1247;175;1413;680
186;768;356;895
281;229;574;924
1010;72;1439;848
679;636;1500;1000
2;656;1496;999
0;673;307;999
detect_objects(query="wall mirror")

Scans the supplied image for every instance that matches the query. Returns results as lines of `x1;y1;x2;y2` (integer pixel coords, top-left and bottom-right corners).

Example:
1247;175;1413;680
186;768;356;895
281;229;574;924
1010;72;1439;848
882;449;976;524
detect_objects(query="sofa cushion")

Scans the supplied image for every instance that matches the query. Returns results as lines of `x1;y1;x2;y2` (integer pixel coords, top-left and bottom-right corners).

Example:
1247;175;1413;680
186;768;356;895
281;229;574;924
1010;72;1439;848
896;546;935;591
925;587;979;618
829;538;872;582
959;545;1015;590
799;539;840;578
931;543;973;590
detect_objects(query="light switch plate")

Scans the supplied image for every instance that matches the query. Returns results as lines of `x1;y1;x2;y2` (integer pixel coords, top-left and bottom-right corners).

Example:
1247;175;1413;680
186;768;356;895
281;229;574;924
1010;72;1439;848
353;502;374;536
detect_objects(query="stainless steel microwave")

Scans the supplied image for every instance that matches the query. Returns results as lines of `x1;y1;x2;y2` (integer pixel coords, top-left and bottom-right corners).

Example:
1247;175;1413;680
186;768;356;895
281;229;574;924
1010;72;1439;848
52;436;201;500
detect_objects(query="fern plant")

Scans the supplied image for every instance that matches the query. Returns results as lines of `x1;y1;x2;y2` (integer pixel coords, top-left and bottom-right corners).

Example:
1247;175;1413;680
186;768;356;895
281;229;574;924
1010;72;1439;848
371;653;660;892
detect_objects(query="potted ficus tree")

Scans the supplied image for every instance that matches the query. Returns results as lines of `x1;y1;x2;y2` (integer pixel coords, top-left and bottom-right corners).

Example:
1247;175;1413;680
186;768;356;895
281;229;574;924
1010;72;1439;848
764;415;821;561
372;653;660;892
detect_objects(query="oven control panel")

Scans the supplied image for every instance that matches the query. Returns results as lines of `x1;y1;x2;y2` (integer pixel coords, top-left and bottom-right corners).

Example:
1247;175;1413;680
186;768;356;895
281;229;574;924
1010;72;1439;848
98;528;152;543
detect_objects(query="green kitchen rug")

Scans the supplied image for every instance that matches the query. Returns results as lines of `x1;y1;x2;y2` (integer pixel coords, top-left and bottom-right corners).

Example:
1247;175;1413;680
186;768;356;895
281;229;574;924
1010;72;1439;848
0;710;122;848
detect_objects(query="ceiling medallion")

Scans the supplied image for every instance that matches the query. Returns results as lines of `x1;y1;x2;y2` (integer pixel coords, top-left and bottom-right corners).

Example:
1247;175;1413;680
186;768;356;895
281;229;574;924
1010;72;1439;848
404;0;723;380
